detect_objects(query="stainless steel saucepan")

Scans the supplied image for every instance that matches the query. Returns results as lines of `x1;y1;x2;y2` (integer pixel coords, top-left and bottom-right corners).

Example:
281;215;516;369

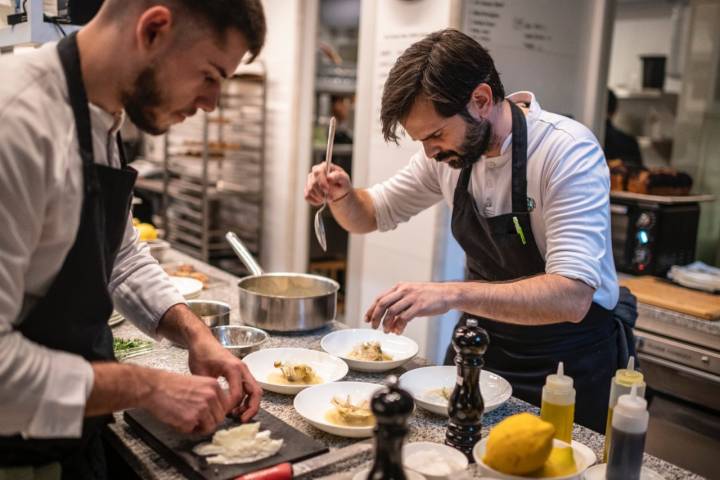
225;232;339;332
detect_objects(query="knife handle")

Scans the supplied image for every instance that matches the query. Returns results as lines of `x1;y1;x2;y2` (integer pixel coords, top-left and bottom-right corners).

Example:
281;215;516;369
234;462;292;480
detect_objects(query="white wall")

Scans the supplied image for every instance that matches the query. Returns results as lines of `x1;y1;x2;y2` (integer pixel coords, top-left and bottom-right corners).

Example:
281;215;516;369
256;0;317;272
608;2;676;91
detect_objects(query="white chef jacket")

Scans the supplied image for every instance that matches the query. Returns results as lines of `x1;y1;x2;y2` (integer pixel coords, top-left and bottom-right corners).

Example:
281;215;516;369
368;92;619;310
0;43;185;438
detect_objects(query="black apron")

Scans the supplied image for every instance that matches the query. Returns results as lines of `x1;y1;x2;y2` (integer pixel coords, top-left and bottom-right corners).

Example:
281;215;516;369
0;32;137;479
443;101;620;433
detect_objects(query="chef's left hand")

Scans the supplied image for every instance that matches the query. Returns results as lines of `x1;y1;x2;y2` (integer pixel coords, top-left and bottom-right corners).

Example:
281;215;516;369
187;336;263;422
364;282;456;334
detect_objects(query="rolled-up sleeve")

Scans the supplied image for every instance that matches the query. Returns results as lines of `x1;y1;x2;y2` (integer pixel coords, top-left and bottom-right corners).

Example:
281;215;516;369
108;216;185;338
542;138;610;290
367;150;444;231
0;113;94;439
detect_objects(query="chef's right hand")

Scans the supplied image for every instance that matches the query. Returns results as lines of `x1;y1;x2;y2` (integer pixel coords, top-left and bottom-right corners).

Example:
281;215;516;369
304;162;352;206
141;370;229;435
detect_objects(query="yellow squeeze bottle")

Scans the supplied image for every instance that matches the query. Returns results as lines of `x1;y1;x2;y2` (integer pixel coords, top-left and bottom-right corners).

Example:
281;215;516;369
602;356;646;462
540;362;576;444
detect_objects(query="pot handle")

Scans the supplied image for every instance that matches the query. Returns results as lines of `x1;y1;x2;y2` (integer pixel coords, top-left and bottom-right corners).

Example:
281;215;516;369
225;231;264;276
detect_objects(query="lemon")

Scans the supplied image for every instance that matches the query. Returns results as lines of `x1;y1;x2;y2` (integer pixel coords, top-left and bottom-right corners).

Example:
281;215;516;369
136;223;158;242
531;446;577;478
132;217;140;226
483;413;555;475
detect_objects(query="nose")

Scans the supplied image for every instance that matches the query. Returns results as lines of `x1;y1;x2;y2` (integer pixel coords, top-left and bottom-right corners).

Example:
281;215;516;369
422;140;440;159
196;85;222;113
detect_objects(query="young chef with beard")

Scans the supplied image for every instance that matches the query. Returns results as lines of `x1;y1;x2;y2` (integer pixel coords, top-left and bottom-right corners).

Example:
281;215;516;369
0;1;265;478
305;29;630;433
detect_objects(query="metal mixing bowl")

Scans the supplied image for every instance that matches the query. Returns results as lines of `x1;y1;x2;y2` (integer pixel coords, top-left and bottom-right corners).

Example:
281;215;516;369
187;300;230;328
211;325;269;358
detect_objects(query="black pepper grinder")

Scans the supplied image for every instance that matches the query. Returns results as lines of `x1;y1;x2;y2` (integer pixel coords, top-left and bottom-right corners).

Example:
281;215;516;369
366;375;415;480
445;317;490;461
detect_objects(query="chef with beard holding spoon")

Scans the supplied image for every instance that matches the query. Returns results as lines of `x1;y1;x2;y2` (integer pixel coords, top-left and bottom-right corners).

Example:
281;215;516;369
304;29;630;434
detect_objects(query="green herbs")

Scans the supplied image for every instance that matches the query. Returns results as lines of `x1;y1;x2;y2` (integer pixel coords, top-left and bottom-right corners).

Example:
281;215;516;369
113;337;154;360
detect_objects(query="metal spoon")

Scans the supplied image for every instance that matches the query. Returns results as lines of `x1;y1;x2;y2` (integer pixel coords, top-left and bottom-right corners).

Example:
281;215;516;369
314;117;336;252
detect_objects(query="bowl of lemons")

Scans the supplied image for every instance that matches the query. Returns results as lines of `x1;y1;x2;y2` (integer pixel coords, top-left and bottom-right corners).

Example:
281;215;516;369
472;413;595;480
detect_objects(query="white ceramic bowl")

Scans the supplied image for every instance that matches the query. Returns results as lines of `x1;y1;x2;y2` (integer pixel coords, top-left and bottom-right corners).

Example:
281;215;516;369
243;347;348;395
147;239;170;263
399;366;512;416
472;438;596;480
321;329;419;372
293;381;383;438
403;442;468;480
584;464;664;480
352;467;425;480
168;276;203;299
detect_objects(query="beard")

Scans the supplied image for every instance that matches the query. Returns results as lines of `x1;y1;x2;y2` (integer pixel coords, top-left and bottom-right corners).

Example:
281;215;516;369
434;109;493;169
122;65;197;136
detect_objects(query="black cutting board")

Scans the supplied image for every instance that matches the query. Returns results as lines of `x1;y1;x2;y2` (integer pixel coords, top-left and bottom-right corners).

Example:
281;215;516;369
124;409;328;480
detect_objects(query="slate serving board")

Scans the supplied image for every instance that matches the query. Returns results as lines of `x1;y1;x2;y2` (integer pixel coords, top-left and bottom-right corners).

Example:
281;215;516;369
124;408;328;480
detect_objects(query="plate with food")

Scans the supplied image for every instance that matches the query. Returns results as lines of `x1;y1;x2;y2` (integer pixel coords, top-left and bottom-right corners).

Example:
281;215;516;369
399;366;512;416
293;381;383;438
168;275;203;300
243;347;348;395
320;329;419;372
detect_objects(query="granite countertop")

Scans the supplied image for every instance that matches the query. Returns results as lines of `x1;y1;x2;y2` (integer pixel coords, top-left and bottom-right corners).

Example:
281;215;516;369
105;251;705;479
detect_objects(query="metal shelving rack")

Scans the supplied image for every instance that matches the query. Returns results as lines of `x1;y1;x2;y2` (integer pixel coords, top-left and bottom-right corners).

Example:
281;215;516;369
161;71;266;275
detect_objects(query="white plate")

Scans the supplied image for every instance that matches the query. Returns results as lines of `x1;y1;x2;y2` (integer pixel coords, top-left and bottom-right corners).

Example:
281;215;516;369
399;366;512;416
321;329;419;372
169;276;203;299
243;348;348;395
473;438;596;480
353;467;425;480
294;381;382;438
146;239;170;263
583;464;664;480
403;442;468;480
108;311;124;327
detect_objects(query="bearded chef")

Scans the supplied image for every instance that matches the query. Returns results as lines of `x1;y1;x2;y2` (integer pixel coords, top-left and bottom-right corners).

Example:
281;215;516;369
305;29;634;434
0;1;266;478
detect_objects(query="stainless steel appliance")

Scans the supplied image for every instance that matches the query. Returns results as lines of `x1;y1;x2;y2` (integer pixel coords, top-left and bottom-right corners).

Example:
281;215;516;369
609;192;713;276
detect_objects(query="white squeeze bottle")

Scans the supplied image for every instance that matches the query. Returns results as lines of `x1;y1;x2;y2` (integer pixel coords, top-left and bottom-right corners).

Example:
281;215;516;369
606;384;649;480
540;362;575;444
603;356;646;462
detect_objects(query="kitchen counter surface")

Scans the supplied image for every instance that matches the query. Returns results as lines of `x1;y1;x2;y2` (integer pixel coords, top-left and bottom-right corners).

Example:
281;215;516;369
105;251;705;479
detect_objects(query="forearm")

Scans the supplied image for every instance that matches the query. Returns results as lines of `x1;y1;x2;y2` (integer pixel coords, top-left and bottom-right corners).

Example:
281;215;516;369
157;303;213;348
453;274;594;325
329;188;378;234
85;362;155;416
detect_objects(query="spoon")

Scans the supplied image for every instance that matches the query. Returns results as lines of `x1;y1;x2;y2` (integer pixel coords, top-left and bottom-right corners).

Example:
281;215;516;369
314;116;337;252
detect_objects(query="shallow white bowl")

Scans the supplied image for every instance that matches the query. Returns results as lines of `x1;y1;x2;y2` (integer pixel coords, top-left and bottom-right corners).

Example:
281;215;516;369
168;276;203;299
293;381;383;438
399;366;512;416
352;467;425;480
243;347;348;395
472;438;596;480
146;239;170;263
321;329;419;372
403;442;468;480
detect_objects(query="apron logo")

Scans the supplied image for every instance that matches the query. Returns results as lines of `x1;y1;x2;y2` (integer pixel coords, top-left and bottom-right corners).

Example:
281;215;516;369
527;197;536;212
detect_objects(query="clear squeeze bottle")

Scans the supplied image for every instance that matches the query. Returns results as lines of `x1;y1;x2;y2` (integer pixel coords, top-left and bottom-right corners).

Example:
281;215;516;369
540;362;575;444
602;356;645;462
606;384;649;480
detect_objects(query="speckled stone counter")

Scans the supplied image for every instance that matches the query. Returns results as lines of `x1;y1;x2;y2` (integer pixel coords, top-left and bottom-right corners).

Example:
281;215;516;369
105;251;705;479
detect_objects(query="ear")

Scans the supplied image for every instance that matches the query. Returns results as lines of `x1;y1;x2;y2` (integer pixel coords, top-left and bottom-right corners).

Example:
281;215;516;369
135;6;174;57
467;83;495;118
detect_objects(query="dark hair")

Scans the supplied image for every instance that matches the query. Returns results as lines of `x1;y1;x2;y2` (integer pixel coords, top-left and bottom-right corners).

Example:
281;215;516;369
381;29;504;143
103;0;266;61
607;88;618;116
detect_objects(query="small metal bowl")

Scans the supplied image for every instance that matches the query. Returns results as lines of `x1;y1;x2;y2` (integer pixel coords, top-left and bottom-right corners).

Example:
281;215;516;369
212;325;269;358
187;300;230;328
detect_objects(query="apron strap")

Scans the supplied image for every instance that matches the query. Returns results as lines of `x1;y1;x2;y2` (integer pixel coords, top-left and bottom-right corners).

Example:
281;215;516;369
509;100;529;213
57;32;100;195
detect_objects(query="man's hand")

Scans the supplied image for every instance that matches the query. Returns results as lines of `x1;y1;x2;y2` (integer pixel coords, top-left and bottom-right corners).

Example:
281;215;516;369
364;282;459;334
304;163;352;206
187;336;262;422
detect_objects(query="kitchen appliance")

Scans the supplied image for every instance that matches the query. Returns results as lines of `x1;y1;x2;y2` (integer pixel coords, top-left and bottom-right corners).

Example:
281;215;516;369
609;192;713;276
225;231;339;332
124;408;328;480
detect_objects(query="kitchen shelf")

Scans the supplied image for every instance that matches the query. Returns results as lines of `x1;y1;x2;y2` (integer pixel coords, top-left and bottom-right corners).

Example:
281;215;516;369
0;0;80;49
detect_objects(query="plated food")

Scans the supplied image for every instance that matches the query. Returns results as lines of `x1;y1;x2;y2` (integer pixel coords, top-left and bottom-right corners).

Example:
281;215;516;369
293;381;382;437
168;275;203;299
321;329;418;372
243;348;348;395
113;337;153;361
193;423;283;465
166;263;209;288
399;366;512;416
